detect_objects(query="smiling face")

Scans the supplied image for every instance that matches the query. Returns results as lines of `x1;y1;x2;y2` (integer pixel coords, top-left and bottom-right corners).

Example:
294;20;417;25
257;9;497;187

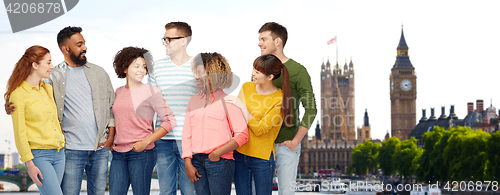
252;68;272;85
66;33;87;65
33;53;54;79
125;57;147;84
258;31;278;56
194;64;208;91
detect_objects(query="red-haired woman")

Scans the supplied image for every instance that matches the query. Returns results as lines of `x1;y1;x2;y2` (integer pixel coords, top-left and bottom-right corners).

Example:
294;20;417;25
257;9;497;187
5;45;65;195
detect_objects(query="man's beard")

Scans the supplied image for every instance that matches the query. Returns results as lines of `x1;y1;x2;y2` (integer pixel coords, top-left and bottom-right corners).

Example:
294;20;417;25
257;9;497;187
70;50;87;66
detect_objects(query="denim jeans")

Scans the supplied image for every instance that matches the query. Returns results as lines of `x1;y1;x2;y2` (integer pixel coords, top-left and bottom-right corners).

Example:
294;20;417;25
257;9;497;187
109;148;156;195
29;149;65;195
61;148;110;195
191;153;234;195
155;139;195;195
234;150;275;195
275;143;301;195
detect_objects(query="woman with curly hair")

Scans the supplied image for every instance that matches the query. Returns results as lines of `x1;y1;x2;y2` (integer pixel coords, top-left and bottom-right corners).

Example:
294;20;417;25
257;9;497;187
6;45;65;195
182;53;249;195
109;46;176;195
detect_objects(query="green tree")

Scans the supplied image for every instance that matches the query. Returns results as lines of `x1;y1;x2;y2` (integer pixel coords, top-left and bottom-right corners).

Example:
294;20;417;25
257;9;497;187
350;140;380;175
378;136;400;176
487;131;500;179
444;126;490;181
366;141;380;174
412;147;423;180
430;126;452;183
416;126;445;183
393;137;420;179
13;164;27;173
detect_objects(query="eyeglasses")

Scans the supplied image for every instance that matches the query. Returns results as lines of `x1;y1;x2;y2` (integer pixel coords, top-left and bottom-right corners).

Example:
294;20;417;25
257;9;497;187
161;37;184;44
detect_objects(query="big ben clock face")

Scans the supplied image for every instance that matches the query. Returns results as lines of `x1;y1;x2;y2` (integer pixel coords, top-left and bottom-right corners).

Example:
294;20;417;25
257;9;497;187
400;79;412;91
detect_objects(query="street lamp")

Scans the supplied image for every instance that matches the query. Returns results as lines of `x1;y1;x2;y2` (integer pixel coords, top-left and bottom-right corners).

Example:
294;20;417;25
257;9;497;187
451;175;453;195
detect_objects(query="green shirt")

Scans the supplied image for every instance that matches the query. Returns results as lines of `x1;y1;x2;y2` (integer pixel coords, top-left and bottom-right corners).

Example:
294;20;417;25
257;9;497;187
273;59;317;143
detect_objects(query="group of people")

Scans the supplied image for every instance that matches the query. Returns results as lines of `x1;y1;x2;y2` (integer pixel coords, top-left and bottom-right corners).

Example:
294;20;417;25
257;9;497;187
4;21;317;195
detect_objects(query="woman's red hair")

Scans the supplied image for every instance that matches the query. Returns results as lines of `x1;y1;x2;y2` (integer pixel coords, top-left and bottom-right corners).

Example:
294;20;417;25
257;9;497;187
4;45;50;100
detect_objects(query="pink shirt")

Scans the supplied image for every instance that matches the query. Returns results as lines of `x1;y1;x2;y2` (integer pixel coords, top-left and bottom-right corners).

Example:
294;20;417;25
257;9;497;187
112;84;176;152
182;89;249;160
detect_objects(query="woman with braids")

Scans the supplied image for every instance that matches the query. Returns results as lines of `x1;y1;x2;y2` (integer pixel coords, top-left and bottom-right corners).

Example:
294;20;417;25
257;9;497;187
6;45;65;195
109;47;176;195
231;54;292;195
182;52;249;195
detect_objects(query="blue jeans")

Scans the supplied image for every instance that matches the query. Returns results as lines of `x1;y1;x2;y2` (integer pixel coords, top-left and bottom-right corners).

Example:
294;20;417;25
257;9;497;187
61;148;110;195
275;143;301;195
191;153;234;195
155;139;195;195
109;148;156;195
234;150;275;195
29;149;65;195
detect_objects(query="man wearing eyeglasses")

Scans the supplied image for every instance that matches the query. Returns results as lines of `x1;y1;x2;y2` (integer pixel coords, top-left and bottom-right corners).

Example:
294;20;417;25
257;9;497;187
148;22;196;195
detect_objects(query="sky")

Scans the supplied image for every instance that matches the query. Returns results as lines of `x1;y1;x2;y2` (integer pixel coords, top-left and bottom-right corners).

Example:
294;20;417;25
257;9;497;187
1;0;499;154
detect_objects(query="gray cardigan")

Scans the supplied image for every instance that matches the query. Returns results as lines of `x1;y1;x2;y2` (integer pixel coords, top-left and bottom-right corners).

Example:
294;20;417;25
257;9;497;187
43;61;115;150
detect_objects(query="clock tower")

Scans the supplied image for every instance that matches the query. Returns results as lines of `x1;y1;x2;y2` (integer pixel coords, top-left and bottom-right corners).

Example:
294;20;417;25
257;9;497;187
390;27;417;141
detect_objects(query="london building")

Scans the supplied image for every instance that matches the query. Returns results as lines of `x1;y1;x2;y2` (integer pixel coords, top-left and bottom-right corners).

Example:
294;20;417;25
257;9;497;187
390;27;417;141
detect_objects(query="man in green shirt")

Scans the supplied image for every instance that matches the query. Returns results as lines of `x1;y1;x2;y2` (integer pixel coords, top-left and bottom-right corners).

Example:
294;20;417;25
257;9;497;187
258;22;317;195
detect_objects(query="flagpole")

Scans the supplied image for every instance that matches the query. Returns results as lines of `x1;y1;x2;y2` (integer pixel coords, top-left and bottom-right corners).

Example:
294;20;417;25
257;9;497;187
336;33;338;64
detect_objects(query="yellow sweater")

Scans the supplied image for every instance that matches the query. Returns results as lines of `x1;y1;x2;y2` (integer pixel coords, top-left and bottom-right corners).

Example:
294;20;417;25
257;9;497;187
10;81;65;162
236;82;283;160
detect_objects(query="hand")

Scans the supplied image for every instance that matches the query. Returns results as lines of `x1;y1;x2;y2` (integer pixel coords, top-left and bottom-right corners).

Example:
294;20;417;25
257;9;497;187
98;137;114;151
244;110;253;123
224;95;251;123
132;140;149;152
111;144;117;151
4;95;15;115
278;140;299;152
223;95;238;104
185;159;201;182
26;160;43;186
208;151;221;162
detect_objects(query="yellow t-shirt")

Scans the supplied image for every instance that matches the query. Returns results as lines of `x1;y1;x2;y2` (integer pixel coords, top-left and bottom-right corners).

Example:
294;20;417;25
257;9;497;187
10;81;65;162
236;82;283;160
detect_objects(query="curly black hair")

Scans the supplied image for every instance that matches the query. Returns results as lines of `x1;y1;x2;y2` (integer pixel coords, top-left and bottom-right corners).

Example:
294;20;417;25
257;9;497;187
113;47;153;78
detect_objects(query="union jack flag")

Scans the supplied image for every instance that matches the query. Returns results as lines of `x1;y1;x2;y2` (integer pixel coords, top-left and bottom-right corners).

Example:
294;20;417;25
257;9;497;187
327;36;337;45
